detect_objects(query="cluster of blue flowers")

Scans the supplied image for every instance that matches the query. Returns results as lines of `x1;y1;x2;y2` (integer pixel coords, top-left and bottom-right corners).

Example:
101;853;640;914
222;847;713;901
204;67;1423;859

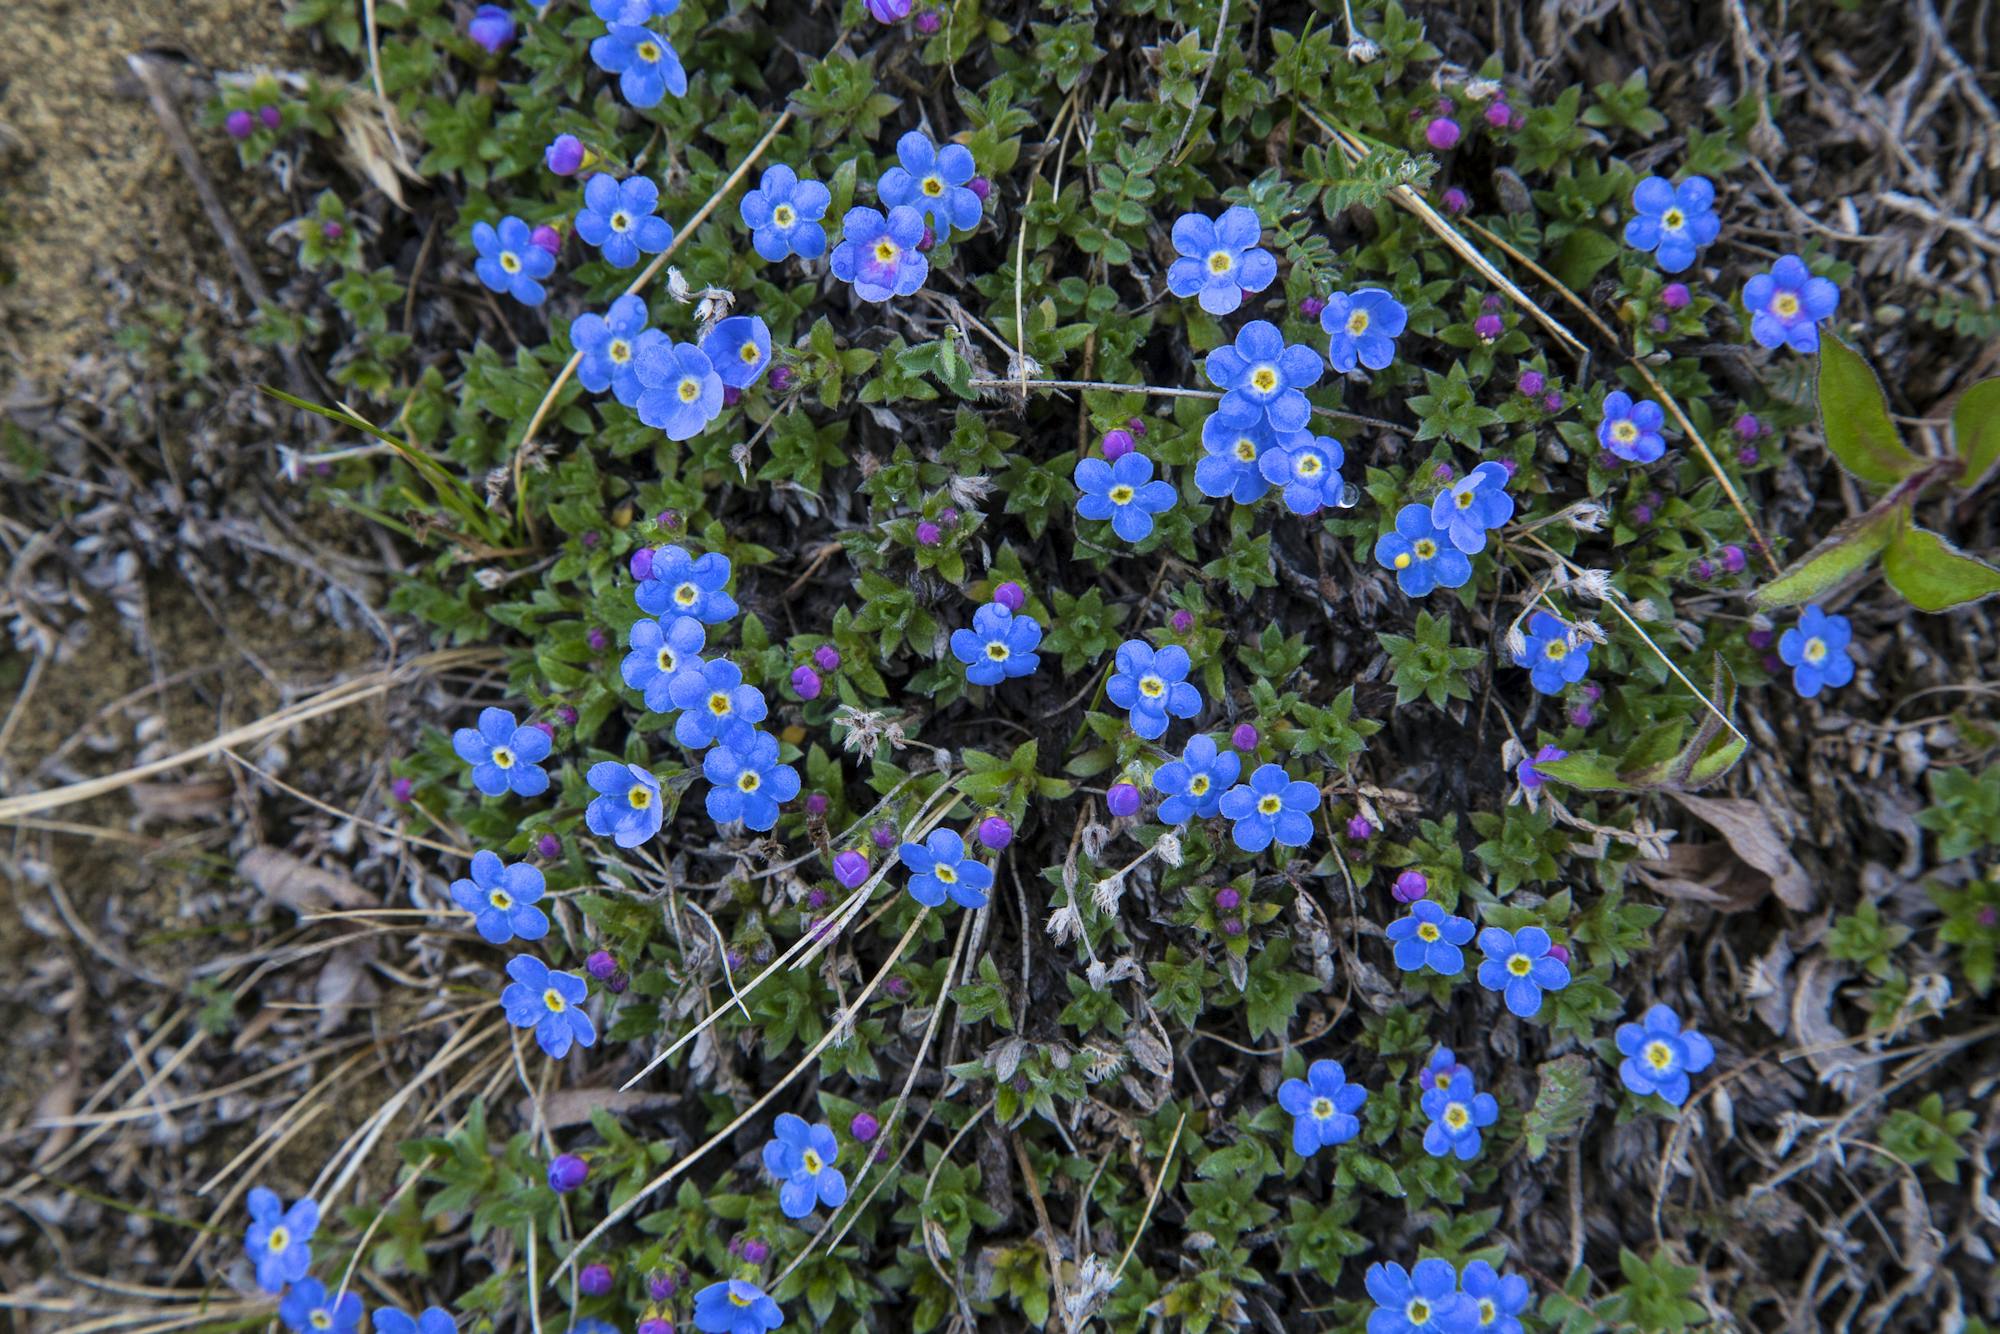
827;131;987;303
1373;460;1515;598
1365;1257;1531;1334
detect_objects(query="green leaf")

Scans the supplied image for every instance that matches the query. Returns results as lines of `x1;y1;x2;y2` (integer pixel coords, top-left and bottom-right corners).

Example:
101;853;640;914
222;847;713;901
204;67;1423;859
1816;334;1924;489
1550;227;1620;290
1951;375;2000;491
1751;501;1904;609
1883;522;2000;612
1523;1054;1596;1160
1533;752;1629;791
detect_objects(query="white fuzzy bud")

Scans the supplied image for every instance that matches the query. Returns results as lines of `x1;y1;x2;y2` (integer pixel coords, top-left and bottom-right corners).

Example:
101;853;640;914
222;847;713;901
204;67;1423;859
1346;36;1381;63
1464;78;1501;101
1092;875;1125;914
1154;832;1184;868
1571;568;1613;601
1574;620;1608;646
1503;624;1528;661
1565;502;1608;533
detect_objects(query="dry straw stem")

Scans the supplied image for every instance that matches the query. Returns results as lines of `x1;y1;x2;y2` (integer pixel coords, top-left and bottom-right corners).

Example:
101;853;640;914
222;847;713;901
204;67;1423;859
1111;1106;1188;1284
507;108;798;528
0;647;498;823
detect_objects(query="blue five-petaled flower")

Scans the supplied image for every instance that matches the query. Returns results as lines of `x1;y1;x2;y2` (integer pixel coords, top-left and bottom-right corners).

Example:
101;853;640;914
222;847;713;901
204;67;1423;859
1461;1261;1531;1334
1622;176;1720;274
669;657;767;750
634;341;723;440
1420;1070;1498;1160
452;707;552;798
829;206;929;303
1074;452;1177;542
1217;763;1319;853
244;1187;318;1293
501;956;596;1058
1598;390;1668;464
1429;460;1513;554
1375;504;1473;598
1205;319;1323;433
279;1278;362;1334
575;173;674;269
621;614;707;712
1152;733;1240;823
1475;926;1571;1018
584;762;664;847
1277;1059;1367;1157
472;217;554;306
1165;206;1275;316
1106;640;1200;740
1514;611;1591;696
371;1308;455;1334
1777;604;1854;698
1743;254;1840;354
1387;900;1474;975
1364;1259;1475;1334
877;130;982;237
762;1112;848;1218
1257;431;1345;515
1320;289;1408;374
571;295;657;405
692;1279;784;1334
450;850;550;945
588;24;687;108
637;545;737;623
900;828;993;910
740;164;831;262
702;730;800;832
950;603;1043;686
1193;410;1275;505
699;315;772;390
1616;1003;1715;1106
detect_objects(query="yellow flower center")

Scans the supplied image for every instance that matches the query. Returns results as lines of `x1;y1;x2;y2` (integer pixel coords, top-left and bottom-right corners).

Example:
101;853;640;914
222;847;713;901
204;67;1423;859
1508;954;1532;976
737;771;761;793
1644;1040;1674;1071
935;864;958;884
1108;484;1135;504
873;239;899;263
1311;1096;1334;1119
1444;1101;1470;1129
608;339;632;364
492;747;515;769
1612;420;1639;444
1233;437;1256;461
1545;640;1567;661
1413;539;1437;560
1207;250;1233;274
628;786;652;809
922;175;944;197
739;342;761;364
1434;1073;1453;1090
1297;453;1321;477
311;1313;332;1331
985;642;1009;661
1773;292;1801;319
1188;775;1209;795
1346;310;1370;336
544;988;567;1013
266;1227;291;1253
773;204;797;227
1139;675;1165;698
677;378;701;403
656;647;676;672
674;583;698;605
802;1149;824;1173
1394;552;1412;569
1455;490;1474;509
729;1291;751;1308
1804;637;1827;664
1418;921;1440;942
1407;1301;1431;1325
1479;1299;1497;1325
636;40;661;61
489;889;514;912
500;252;521;274
1250;366;1278;393
708;692;732;716
1257;794;1282;815
609;211;632;233
1662;207;1685;231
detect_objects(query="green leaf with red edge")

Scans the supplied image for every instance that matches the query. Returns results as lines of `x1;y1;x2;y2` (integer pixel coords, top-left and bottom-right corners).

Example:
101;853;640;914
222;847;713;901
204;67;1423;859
1816;334;1925;489
1951;375;2000;492
1751;500;1906;610
1883;521;2000;612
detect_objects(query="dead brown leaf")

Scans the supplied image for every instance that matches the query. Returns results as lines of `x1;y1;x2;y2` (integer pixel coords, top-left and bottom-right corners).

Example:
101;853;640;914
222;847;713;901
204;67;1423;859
238;847;379;913
521;1087;676;1130
1662;792;1816;910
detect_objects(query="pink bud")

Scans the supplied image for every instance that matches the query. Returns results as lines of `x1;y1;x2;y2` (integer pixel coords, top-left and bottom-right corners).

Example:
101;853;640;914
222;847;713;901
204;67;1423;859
916;521;941;546
993;581;1026;612
791;665;822;700
1102;429;1135;461
1425;117;1462;150
1484;101;1511;129
833;850;870;888
1171;609;1193;634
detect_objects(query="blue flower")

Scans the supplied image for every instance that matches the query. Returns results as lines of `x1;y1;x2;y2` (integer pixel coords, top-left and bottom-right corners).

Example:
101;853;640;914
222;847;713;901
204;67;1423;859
451;850;550;945
702;730;800;832
636;545;737;623
1217;763;1319;853
1616;1003;1715;1106
1429;460;1513;554
1256;430;1345;515
575;174;674;269
244;1188;317;1293
571;296;655;405
621;614;708;712
740;164;831;262
1365;1260;1477;1334
1074;452;1177;542
452;707;552;799
1386;900;1474;975
1204;319;1323;433
1152;734;1240;823
1320;289;1408;373
1420;1070;1498;1160
584;761;664;847
950;603;1043;685
588;24;687;107
1459;1261;1530;1334
501;955;596;1058
1743;254;1840;353
591;0;678;23
1513;611;1591;696
1475;925;1571;1018
634;340;723;440
1106;640;1200;740
467;6;516;54
699;315;772;390
1598;390;1667;464
692;1279;783;1334
1418;1046;1470;1095
371;1309;455;1334
1165;206;1275;316
1374;504;1473;598
829;206;928;303
1276;1059;1367;1156
669;658;766;750
279;1278;362;1334
472;217;554;306
899;828;993;910
1777;604;1854;698
877;130;982;237
1622;176;1719;274
761;1112;847;1218
1193;411;1275;504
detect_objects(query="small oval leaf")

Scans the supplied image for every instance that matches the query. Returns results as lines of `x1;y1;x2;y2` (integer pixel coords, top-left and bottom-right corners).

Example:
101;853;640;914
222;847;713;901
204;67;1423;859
1817;334;1924;489
1883;522;2000;612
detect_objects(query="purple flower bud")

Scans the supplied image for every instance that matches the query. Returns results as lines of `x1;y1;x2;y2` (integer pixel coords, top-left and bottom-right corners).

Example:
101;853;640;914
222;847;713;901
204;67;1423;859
871;821;897;850
537;833;561;858
1546;943;1571;964
579;528;599;548
637;1320;672;1334
1299;295;1327;319
1127;417;1147;436
874;1145;890;1162
558;705;578;725
1978;906;1998;928
630;547;655;580
467;4;516;54
1171;609;1194;634
391;777;414;803
1221;916;1245;937
578;1264;613;1296
813;644;841;673
919;224;936;251
722;385;742;407
1508;108;1526;131
225;109;254;140
1632;504;1653;525
916;521;942;546
851;1111;881;1142
1214;887;1241;911
1567;703;1595;728
1481;293;1505;314
993;581;1026;612
1733;413;1762;439
257;105;283;131
586;950;617;980
1484;101;1511;129
545;134;586;176
1761;652;1783;673
806;888;829;911
1106;782;1141;818
1541;390;1564;413
805;791;829;817
1425;117;1462;150
1746;628;1773;650
1517;369;1546;397
1441;187;1470;215
1498;458;1519;477
321;220;345;242
1347;815;1374;841
1661;282;1691;310
1650;315;1670;334
657;509;682;531
1102;428;1135;461
1474;313;1504;341
1720;544;1746;574
967;171;988;198
1231;723;1258;751
939;507;960;528
1580;683;1603;704
1392;870;1429;903
1432;462;1454;483
865;0;912;21
741;1239;770;1264
834;850;870;888
791;665;823;700
1434;97;1456;114
548;1154;589;1193
884;974;911;999
977;816;1013;850
1737;444;1759;467
588;627;609;652
534;721;557;740
1693;558;1715;581
647;1271;678;1302
769;365;796;392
